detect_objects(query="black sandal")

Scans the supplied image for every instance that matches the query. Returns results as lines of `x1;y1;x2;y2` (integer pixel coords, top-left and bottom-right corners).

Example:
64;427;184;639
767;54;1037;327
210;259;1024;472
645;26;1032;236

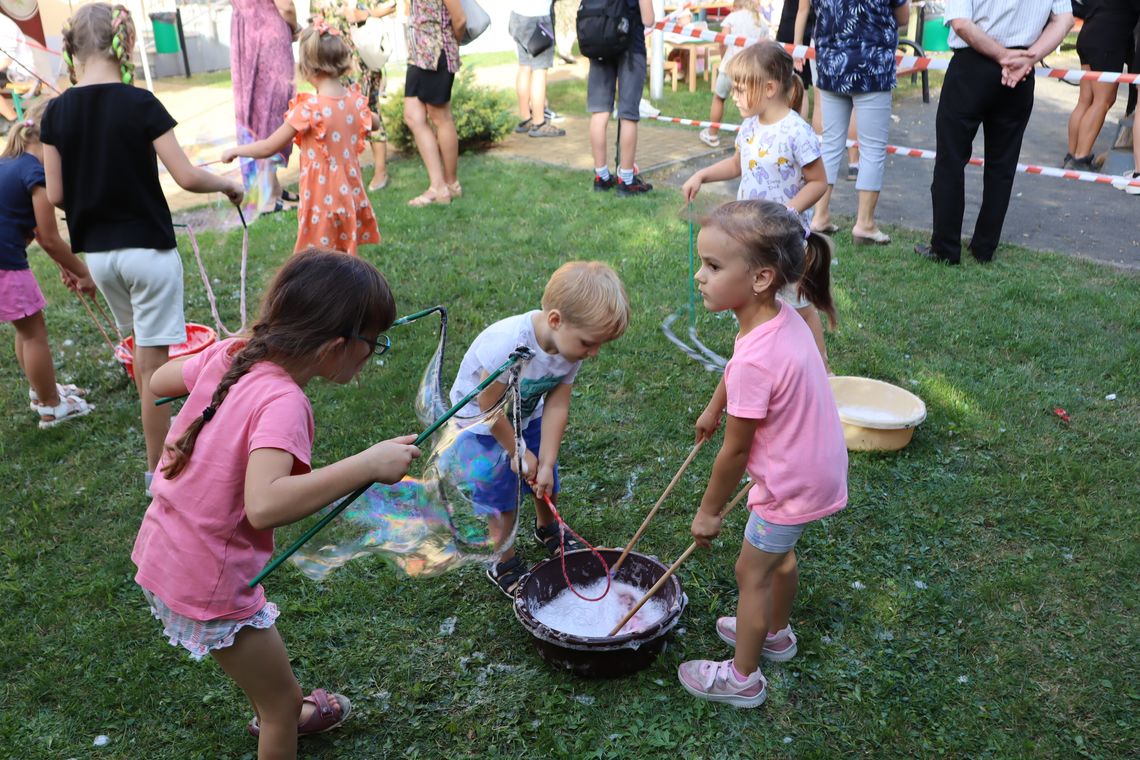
280;189;300;203
534;520;584;557
486;555;528;598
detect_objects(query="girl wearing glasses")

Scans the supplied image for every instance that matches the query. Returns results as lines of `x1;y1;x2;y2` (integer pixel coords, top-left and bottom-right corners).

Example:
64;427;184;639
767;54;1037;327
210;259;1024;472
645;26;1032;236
131;249;420;758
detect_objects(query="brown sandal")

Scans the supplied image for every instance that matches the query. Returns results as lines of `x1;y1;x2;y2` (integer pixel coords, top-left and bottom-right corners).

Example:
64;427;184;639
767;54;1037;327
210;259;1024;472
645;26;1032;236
408;189;451;207
246;688;352;738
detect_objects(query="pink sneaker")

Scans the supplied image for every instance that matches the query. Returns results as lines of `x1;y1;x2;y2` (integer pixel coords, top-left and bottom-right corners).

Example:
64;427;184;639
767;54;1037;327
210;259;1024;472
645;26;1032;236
677;658;767;707
715;618;798;662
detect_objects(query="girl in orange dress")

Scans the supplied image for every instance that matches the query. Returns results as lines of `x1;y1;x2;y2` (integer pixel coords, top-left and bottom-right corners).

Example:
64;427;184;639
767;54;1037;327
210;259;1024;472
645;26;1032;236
223;18;381;255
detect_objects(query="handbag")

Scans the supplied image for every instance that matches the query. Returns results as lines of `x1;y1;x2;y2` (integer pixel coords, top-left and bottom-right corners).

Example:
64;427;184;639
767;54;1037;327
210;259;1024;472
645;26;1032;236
524;21;554;57
349;16;392;71
459;0;491;45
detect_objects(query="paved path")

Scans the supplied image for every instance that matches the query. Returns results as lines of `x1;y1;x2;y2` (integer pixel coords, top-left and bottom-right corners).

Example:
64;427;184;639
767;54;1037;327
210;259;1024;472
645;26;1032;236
150;61;1137;269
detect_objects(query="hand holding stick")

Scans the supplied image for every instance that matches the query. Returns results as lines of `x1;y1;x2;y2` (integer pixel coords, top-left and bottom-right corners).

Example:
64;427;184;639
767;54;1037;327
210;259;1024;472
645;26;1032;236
610;439;705;577
607;479;751;637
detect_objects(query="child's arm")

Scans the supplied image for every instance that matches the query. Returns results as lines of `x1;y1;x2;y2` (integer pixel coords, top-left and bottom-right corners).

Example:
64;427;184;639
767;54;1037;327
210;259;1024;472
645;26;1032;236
149;356;192;398
682;150;743;202
695;376;727;443
221;123;297;164
793;0;812;71
692;414;759;547
41;144;64;208
154;130;244;204
788;157;827;214
244;437;420;529
477;377;539;479
30;186;95;294
533;383;571;499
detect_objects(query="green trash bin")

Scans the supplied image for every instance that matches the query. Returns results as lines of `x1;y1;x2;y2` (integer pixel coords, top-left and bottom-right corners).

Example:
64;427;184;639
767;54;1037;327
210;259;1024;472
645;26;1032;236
150;12;180;54
922;16;951;53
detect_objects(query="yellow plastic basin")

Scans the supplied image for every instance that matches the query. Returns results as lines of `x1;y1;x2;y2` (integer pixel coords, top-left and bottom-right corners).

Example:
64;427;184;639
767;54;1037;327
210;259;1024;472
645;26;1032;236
828;376;927;451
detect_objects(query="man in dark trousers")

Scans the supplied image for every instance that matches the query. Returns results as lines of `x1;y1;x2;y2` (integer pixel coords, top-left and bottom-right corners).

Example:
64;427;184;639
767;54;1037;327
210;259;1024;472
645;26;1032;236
916;0;1073;264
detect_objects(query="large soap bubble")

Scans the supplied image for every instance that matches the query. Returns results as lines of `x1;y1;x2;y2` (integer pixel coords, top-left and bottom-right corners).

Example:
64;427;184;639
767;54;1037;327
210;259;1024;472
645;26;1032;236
290;309;526;579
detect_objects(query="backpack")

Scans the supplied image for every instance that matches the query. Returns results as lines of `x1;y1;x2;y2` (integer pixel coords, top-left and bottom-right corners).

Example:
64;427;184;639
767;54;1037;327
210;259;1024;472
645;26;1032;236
577;0;632;60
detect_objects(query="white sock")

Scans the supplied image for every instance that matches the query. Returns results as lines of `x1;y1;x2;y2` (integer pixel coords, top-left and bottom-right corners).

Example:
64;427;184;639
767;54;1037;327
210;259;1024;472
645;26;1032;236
595;166;611;181
618;167;635;184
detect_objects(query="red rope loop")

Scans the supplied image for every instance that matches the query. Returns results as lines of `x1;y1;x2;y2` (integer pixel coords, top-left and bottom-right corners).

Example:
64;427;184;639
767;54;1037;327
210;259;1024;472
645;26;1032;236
542;495;610;602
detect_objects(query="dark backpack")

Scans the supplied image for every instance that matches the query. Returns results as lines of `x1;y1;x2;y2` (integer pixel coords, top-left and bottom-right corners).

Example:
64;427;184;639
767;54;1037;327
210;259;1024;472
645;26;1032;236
577;0;631;60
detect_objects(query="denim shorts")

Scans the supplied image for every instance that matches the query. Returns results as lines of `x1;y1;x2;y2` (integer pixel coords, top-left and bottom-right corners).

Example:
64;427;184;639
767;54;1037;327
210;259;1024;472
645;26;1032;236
586;46;647;121
443;418;559;516
744;511;807;554
509;12;555;70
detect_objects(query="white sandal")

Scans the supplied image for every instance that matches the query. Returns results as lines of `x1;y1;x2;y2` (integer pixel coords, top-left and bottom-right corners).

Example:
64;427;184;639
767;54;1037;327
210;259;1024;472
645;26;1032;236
29;383;88;412
34;394;94;429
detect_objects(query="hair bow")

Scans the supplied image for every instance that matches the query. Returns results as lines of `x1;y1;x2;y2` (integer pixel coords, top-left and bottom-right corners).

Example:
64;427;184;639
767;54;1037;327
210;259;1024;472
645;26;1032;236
22;119;34;128
786;205;811;240
311;16;342;36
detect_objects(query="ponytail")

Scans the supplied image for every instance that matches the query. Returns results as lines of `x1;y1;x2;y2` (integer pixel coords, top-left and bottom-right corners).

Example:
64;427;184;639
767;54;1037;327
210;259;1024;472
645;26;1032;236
160;336;270;479
797;231;837;328
787;73;805;114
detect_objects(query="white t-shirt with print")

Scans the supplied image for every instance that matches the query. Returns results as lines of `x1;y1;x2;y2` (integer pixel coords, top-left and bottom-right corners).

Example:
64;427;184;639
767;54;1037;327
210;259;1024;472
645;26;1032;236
721;10;769;68
450;311;580;433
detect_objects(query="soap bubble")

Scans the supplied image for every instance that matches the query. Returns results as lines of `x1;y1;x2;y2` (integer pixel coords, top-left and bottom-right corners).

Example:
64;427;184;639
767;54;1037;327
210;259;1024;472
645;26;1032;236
291;313;526;579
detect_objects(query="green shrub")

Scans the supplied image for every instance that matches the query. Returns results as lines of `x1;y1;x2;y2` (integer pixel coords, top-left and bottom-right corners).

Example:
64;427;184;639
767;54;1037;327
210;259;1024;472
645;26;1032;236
382;69;515;153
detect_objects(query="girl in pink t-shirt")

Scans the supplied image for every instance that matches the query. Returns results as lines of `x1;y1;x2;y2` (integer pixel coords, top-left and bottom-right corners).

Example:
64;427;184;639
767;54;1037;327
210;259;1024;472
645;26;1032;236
133;250;420;757
677;200;847;709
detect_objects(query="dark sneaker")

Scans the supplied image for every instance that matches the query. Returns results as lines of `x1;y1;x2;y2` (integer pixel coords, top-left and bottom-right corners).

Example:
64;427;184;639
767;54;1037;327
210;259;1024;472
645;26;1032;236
528;120;566;138
616;174;653;196
593;173;617;192
514;118;533;134
534;520;585;557
914;243;959;265
1064;154;1095;172
486;555;528;598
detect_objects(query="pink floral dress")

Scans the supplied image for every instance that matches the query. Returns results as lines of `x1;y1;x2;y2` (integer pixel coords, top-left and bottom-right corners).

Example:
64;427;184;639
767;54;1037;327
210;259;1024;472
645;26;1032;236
285;89;380;255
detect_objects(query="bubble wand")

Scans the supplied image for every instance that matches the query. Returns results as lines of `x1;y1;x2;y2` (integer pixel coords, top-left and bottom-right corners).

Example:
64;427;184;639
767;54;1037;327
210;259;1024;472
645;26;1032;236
249;346;536;587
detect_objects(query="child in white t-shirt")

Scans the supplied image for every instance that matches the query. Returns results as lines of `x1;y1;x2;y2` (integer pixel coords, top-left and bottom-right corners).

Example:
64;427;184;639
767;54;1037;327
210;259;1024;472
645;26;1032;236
447;261;630;597
700;0;769;148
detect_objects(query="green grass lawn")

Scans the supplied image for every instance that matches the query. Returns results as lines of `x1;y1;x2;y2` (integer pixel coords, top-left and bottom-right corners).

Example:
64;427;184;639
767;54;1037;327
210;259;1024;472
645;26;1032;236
1;154;1137;759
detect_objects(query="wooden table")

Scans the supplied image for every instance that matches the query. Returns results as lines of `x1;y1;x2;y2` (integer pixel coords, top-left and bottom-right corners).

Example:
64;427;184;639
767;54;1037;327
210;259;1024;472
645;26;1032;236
664;38;720;93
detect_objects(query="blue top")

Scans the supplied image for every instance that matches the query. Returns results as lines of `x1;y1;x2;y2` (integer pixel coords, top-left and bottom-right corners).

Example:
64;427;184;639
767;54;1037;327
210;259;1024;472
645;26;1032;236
813;0;907;94
0;153;45;271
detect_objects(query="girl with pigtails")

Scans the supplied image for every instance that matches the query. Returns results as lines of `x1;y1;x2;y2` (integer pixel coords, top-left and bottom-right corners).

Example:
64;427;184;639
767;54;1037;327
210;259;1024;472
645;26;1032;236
134;249;421;758
40;3;244;496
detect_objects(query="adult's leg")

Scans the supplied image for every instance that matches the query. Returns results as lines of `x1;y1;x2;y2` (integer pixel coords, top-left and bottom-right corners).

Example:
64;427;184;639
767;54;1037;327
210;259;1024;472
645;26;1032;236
516;65;533;120
590;111;610;167
134;345;173;473
1074;80;1120;158
1068;77;1094;158
530;68;548;124
211;625;304;760
930;51;987;262
847;118;860;170
13;311;61;408
404;97;449;197
850;90;893;238
425;101;459;187
971;74;1035;260
814;89;854;230
368;141;388;189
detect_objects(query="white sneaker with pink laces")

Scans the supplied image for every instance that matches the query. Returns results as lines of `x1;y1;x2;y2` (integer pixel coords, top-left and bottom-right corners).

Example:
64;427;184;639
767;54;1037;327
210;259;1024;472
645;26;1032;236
677;658;767;707
715;618;798;662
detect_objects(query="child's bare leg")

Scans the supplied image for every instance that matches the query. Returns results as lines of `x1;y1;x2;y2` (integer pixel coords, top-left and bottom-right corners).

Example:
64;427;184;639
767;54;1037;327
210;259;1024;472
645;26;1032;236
488;509;519;562
211;625;303;760
708;94;725;138
617;119;639;172
768;549;799;634
590;111;610;168
794;305;829;372
133;344;172;473
534;492;556;529
733;542;789;675
14;311;61;407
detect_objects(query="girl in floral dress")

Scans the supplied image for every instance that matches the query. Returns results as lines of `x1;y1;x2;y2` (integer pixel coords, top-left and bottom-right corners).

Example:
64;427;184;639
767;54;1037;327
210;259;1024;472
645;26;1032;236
223;19;380;255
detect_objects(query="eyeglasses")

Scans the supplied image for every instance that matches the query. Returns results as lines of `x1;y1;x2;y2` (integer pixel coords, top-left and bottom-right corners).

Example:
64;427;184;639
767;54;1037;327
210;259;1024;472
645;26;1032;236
352;333;391;357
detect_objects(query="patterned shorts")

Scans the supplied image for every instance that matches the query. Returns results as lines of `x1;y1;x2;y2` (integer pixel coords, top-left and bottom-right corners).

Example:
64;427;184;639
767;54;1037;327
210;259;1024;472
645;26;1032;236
743;511;807;554
141;588;279;661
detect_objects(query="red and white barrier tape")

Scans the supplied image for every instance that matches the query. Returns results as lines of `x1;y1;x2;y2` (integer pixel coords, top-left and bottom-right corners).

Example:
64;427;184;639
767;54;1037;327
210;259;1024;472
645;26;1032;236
649;113;1140;189
652;21;1140;86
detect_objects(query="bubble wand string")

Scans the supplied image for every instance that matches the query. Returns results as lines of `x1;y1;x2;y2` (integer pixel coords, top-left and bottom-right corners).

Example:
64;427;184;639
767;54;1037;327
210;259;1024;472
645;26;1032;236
249;346;536;587
609;438;705;578
607;479;751;637
540;494;612;602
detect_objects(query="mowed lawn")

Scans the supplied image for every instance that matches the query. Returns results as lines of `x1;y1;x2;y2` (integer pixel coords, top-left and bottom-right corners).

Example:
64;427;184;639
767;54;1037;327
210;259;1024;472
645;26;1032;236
0;152;1136;759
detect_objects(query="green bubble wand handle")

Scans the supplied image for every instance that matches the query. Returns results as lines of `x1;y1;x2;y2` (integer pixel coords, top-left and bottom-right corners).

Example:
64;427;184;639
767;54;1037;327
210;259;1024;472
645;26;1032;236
248;346;535;587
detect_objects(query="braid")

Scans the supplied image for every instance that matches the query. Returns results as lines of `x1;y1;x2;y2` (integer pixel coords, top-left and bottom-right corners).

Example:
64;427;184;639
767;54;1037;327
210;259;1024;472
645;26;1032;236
61;24;78;84
160;337;271;479
110;5;135;84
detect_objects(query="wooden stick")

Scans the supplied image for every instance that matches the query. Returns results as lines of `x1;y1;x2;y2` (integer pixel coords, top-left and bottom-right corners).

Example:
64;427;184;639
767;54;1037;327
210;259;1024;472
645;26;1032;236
610;439;705;578
607;480;751;637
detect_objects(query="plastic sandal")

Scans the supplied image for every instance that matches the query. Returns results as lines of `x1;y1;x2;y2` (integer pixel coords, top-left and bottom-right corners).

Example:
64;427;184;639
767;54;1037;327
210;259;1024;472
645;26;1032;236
852;228;891;246
811;223;839;234
534;520;585;557
34;394;93;429
247;689;352;738
29;383;88;411
486;555;528;598
408;190;451;207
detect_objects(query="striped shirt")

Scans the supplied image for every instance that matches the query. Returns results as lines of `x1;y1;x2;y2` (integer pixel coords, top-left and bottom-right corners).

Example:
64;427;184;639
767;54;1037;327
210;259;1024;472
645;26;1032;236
944;0;1073;49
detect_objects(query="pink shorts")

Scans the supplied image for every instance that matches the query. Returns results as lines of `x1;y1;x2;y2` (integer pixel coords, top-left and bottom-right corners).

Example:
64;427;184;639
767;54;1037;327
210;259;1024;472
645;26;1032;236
0;268;46;323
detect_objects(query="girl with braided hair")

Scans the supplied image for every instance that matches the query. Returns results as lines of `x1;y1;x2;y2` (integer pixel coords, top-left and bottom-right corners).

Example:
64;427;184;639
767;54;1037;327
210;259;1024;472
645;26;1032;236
133;249;421;757
40;3;244;495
